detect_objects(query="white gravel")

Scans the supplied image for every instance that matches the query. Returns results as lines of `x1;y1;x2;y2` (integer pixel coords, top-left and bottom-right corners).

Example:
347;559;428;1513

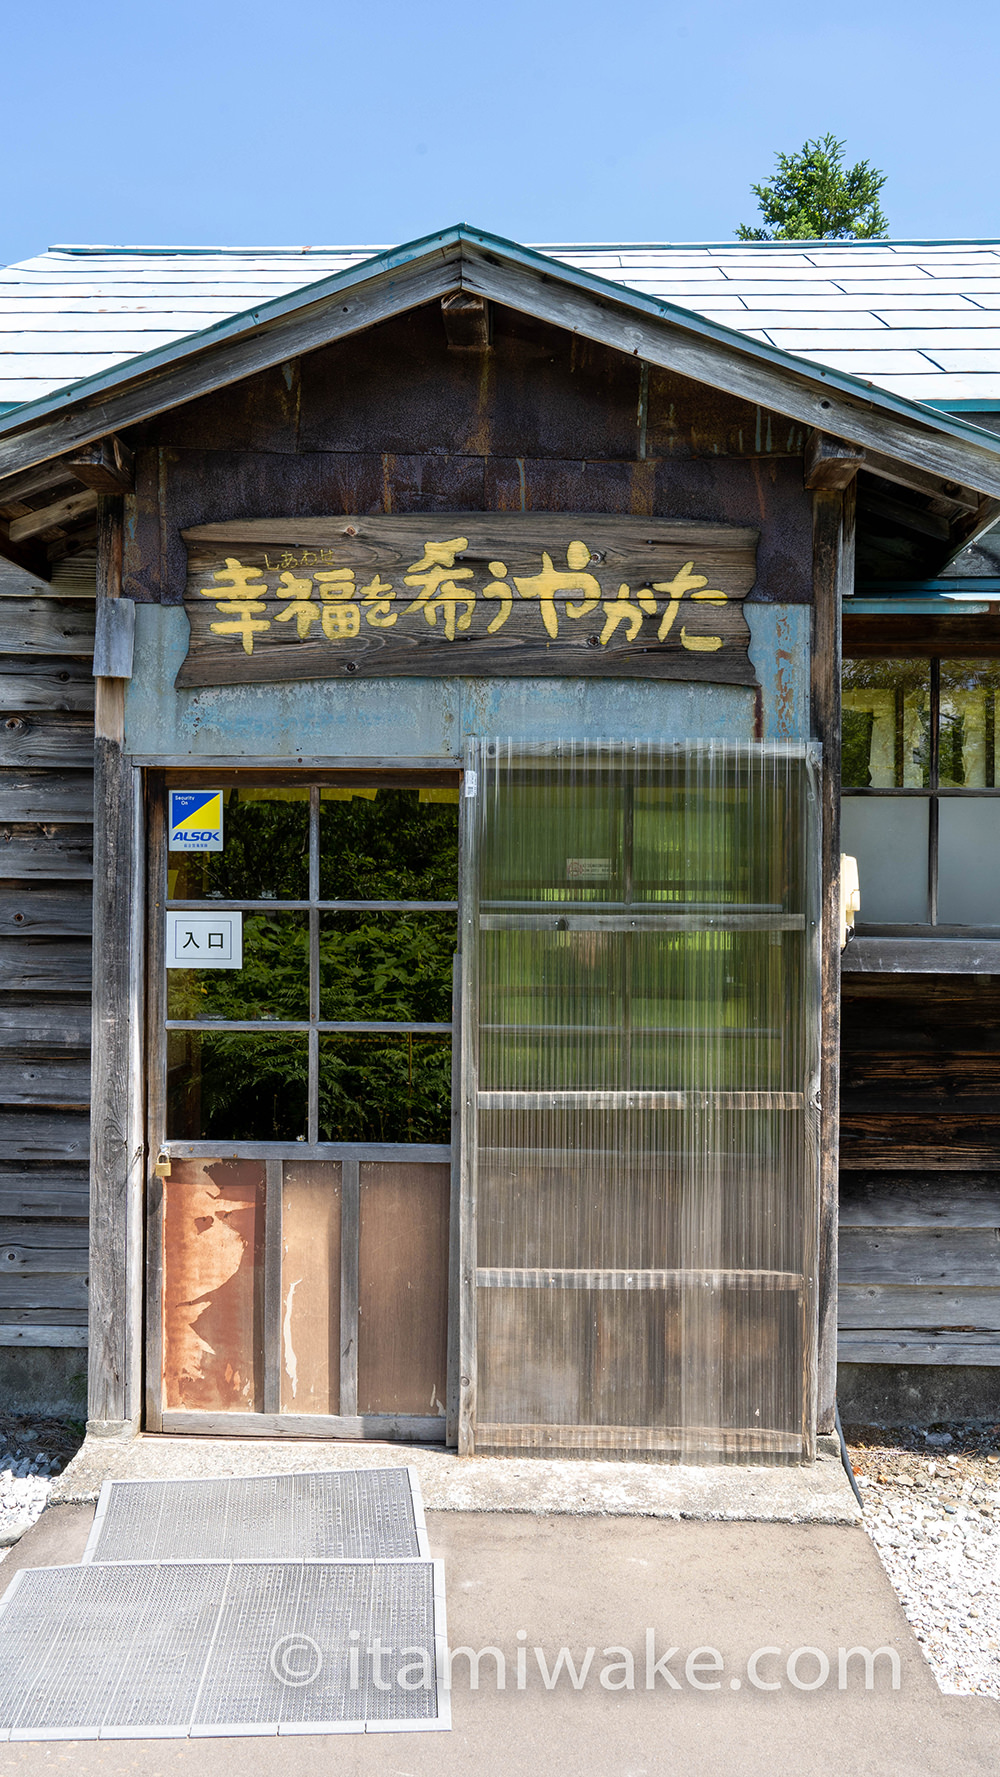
0;1444;57;1564
851;1440;1000;1698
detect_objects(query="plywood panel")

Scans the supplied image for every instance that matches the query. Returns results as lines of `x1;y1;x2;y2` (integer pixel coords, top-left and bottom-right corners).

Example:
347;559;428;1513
162;1158;264;1412
357;1161;449;1419
279;1159;341;1415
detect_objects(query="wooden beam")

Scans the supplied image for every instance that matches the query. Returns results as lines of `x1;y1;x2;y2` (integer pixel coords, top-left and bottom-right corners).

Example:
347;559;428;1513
0;461;80;509
88;494;145;1433
860;448;980;514
9;489;98;545
856;487;951;542
812;481;854;1437
938;496;1000;570
441;291;491;349
65;436;134;494
804;430;865;492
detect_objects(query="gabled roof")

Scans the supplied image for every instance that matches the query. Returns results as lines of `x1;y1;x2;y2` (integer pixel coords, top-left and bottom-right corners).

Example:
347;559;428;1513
2;235;1000;411
2;224;999;508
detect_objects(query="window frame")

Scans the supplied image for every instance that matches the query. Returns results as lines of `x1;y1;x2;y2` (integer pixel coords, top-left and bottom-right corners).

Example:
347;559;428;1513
149;767;461;1160
842;652;1000;931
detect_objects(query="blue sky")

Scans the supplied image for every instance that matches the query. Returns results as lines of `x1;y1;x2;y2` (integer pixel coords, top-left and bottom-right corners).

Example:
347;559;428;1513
3;0;998;265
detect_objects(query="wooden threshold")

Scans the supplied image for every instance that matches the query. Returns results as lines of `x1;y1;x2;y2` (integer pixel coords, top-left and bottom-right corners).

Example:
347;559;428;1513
159;1411;447;1441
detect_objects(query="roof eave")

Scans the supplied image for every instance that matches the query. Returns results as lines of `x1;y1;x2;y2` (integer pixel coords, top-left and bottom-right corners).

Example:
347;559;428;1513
1;224;1000;500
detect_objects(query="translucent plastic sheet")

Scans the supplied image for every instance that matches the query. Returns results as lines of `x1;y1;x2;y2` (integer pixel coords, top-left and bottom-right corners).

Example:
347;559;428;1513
464;740;821;1462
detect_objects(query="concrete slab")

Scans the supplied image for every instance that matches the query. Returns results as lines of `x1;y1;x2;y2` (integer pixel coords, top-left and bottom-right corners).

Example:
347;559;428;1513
0;1505;997;1774
52;1432;861;1522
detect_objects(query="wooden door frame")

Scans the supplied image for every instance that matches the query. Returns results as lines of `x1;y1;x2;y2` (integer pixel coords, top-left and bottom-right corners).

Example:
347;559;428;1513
142;764;461;1441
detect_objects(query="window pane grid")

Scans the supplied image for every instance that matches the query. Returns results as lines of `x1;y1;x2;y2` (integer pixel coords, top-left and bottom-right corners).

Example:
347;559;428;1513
842;656;1000;928
163;782;458;1141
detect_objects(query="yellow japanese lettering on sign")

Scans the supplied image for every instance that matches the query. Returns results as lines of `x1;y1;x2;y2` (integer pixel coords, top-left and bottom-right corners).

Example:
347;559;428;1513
196;544;732;657
200;558;271;654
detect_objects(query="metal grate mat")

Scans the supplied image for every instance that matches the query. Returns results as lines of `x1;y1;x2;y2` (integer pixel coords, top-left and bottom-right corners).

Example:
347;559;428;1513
83;1467;428;1564
0;1559;448;1739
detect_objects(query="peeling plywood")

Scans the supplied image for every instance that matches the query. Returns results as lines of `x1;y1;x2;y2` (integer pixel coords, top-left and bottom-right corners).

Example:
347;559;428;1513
162;1158;264;1411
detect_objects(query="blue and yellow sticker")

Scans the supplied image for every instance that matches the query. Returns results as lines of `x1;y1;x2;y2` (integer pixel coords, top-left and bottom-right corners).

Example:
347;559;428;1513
168;789;224;852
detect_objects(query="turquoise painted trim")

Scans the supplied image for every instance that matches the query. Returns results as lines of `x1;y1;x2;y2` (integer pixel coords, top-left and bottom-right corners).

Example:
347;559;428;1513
123;602;810;759
849;600;992;614
854;579;1000;595
3;224;1000;466
925;401;1000;414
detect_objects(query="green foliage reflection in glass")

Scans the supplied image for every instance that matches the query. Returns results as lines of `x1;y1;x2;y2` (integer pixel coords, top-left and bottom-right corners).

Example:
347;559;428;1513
319;788;458;899
167;1031;308;1141
166;786;458;1143
169;789;309;900
841;660;930;787
319;1036;451;1142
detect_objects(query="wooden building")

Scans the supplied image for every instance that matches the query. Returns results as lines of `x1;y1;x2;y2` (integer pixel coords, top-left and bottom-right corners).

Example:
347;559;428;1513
1;230;1000;1453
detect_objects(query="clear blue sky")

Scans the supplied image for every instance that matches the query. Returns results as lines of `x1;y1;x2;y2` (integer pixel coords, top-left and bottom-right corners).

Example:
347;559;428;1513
3;0;998;265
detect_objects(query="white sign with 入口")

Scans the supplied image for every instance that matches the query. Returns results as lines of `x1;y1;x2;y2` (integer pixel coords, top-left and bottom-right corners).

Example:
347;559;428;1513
166;911;243;969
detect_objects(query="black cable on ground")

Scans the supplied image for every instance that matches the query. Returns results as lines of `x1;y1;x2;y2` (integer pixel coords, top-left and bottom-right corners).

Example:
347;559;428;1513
836;1402;865;1510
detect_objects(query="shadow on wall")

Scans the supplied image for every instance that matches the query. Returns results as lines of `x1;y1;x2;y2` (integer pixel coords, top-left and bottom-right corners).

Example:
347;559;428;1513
0;1350;87;1421
838;1363;1000;1429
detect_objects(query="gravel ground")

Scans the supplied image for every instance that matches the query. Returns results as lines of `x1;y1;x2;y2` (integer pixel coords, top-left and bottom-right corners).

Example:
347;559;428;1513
0;1414;83;1564
846;1420;1000;1699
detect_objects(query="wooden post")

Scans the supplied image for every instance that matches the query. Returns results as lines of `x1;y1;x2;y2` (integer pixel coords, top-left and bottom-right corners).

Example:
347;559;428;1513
88;494;145;1434
811;483;855;1435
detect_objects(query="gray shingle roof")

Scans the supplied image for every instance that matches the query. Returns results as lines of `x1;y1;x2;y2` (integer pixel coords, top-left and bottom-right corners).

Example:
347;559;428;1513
2;239;1000;409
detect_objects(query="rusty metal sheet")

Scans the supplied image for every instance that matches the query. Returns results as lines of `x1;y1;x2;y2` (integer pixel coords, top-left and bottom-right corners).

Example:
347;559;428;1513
162;1158;264;1412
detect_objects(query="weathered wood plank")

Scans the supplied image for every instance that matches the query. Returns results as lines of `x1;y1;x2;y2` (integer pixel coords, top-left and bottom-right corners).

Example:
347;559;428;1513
805;431;864;492
159;1410;446;1441
0;825;93;879
0;939;91;993
0;771;93;823
178;517;760;689
0;1114;89;1162
837;1331;1000;1366
838;1284;1000;1330
0;1274;88;1310
92;597;134;678
0;887;92;935
0;1325;87;1347
0;1172;89;1217
0;1308;87;1329
0;658;95;711
842;1052;1000;1093
843;938;1000;975
9;490;98;544
0;1004;91;1051
0;714;94;769
66;437;134;495
840;1227;1000;1288
839;1177;1000;1228
0;1220;88;1258
89;494;144;1429
0;1059;91;1107
840;1116;1000;1170
0;599;95;657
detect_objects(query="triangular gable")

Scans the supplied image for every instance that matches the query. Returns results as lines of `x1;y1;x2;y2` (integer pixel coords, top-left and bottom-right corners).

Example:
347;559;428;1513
1;225;1000;501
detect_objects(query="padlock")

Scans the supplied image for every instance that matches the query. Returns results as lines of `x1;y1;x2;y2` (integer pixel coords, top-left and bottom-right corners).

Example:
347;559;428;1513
153;1150;172;1179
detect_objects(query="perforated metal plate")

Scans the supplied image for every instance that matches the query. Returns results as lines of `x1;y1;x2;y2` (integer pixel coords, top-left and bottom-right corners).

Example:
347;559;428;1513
83;1468;428;1564
0;1559;448;1739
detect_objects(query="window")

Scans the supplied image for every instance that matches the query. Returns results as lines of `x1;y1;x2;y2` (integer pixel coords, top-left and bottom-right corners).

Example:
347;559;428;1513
158;781;459;1145
842;658;1000;927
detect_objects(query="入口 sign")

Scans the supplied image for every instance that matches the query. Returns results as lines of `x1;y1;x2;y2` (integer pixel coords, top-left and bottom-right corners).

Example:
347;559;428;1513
166;911;243;969
169;790;224;852
177;515;760;689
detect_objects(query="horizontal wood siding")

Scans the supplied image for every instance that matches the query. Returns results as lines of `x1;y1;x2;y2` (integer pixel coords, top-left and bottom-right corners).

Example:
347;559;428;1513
0;564;93;1348
838;972;1000;1367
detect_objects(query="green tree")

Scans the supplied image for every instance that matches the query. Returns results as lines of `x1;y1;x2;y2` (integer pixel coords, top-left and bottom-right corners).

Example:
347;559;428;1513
738;134;888;241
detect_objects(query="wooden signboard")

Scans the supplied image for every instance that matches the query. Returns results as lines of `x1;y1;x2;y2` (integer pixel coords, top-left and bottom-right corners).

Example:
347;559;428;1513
177;516;760;688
